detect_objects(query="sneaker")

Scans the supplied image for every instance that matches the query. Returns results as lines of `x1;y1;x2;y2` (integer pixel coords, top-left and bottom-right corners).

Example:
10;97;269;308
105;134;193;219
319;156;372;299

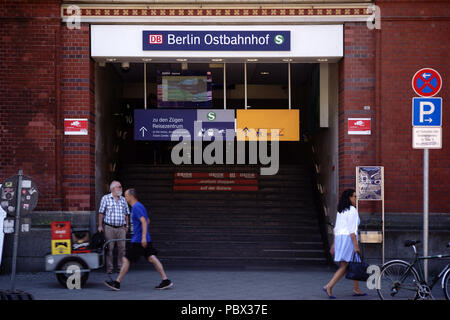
104;280;120;291
155;279;173;290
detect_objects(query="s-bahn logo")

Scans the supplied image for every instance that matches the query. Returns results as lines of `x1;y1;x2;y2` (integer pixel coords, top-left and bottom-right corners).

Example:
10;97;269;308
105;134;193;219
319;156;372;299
274;35;285;45
207;112;216;121
148;34;163;44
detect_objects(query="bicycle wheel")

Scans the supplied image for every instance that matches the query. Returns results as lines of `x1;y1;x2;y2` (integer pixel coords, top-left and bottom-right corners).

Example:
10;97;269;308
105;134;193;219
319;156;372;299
377;260;420;300
443;269;450;300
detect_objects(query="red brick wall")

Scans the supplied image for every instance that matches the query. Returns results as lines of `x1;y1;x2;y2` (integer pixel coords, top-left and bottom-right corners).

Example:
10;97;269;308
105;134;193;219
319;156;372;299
1;0;448;215
0;0;96;211
0;0;63;210
338;22;377;214
60;24;96;211
376;0;450;212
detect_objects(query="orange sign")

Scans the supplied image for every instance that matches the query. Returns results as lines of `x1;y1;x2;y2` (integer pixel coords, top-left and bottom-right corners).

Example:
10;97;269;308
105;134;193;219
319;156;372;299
236;109;300;141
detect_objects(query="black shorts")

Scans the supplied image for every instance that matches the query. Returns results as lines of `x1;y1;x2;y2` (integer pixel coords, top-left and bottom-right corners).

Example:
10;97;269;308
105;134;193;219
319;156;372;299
125;242;158;263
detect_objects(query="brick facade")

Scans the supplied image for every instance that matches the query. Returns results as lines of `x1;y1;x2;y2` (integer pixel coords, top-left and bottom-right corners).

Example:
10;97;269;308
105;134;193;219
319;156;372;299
60;24;96;210
0;0;449;214
376;0;450;213
0;0;96;211
0;0;62;210
338;22;377;208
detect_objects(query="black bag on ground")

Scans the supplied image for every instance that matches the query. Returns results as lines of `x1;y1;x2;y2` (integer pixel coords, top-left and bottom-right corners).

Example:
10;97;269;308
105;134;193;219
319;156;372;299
345;252;369;281
90;231;106;250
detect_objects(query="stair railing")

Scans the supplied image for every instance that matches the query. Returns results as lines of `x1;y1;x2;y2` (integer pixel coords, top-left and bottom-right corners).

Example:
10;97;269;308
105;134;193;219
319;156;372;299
303;133;334;264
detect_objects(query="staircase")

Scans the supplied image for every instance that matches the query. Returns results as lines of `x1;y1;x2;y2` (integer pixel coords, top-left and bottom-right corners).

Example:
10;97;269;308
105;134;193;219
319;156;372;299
119;162;329;269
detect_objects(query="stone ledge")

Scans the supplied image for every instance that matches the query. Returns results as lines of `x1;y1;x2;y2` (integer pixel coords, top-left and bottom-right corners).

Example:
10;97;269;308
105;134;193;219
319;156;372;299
359;212;450;231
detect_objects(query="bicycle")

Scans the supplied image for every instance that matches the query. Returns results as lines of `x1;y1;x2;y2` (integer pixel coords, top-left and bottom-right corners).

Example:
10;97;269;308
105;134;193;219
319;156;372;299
377;240;450;300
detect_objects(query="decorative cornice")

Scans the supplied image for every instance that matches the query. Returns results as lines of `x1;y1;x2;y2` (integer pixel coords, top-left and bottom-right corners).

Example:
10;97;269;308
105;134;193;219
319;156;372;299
61;4;372;22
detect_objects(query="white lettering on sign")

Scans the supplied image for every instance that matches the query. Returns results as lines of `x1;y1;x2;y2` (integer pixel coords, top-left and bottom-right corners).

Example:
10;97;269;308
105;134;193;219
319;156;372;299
203;34;270;46
168;34;201;45
419;101;435;123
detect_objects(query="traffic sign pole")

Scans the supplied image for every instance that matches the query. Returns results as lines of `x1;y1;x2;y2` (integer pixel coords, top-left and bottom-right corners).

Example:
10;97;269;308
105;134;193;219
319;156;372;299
411;68;443;283
423;150;429;283
10;170;23;292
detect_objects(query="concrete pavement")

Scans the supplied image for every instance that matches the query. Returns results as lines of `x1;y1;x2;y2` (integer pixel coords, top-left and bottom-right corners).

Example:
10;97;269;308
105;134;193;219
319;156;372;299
1;264;446;300
0;265;381;300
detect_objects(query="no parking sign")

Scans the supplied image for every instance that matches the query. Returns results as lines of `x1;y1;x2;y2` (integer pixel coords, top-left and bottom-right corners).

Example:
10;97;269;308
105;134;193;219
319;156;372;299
411;68;443;149
412;68;442;97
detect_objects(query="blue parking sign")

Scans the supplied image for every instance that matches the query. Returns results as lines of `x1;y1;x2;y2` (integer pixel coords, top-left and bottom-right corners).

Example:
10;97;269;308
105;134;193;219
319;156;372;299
412;97;442;127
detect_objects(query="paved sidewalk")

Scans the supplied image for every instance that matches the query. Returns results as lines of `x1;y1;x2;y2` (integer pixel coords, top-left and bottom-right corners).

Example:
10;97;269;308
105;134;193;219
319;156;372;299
1;265;372;300
1;265;446;300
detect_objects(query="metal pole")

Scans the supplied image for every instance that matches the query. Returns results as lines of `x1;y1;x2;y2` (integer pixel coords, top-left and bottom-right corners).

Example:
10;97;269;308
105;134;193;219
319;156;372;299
10;169;23;292
244;62;247;109
223;62;227;109
288;62;291;109
423;149;429;282
144;62;147;110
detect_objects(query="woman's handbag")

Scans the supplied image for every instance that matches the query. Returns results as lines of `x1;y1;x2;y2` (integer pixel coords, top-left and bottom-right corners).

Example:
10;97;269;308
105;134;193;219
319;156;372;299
345;252;369;281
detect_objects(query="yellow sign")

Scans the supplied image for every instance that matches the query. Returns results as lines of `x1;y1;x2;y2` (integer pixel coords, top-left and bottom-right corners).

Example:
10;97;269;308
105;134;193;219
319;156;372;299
236;109;299;141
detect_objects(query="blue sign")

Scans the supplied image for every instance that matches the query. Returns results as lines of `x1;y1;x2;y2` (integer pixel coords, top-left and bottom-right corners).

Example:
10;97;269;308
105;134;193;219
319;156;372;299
134;109;235;141
143;31;290;51
412;97;442;127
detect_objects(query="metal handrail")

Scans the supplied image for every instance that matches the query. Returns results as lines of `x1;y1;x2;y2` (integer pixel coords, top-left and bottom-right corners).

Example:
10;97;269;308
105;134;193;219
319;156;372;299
98;238;131;269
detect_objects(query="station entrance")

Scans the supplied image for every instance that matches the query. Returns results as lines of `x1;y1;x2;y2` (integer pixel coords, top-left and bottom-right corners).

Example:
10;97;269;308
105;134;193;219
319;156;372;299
95;61;337;268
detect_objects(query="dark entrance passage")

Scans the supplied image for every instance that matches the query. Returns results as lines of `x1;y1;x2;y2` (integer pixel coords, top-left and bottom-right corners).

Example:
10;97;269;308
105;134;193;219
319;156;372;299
96;62;331;268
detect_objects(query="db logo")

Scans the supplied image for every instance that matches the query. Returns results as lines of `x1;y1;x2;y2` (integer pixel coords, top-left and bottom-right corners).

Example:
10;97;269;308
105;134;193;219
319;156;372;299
148;34;163;44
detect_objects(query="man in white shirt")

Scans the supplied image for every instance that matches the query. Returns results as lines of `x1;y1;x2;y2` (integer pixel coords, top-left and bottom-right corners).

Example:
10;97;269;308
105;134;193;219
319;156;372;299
98;181;130;274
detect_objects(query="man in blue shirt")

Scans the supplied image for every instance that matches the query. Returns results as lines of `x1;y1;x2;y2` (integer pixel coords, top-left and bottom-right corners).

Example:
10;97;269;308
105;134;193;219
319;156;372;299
104;188;173;291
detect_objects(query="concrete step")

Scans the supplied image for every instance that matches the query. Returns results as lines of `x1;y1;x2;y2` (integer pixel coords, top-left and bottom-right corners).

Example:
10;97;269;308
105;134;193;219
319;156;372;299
156;256;329;269
119;162;327;268
151;232;323;243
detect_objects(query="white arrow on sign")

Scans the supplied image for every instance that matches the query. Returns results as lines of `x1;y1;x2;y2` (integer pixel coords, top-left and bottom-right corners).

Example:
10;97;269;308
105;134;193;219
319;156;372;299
419;101;435;123
139;126;148;137
424;118;432;123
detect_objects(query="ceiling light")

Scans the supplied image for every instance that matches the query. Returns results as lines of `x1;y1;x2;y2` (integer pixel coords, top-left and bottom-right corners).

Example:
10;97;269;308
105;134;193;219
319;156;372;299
282;58;293;62
106;58;117;62
317;58;328;62
260;72;270;75
177;58;188;62
247;58;258;62
211;58;223;62
142;58;153;62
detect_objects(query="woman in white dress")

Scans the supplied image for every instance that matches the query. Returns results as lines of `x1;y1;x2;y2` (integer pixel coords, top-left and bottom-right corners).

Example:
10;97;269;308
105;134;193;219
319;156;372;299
323;189;366;298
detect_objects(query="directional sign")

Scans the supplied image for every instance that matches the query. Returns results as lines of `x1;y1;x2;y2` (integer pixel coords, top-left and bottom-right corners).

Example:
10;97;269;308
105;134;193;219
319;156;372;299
134;109;235;141
412;97;442;127
412;68;442;97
